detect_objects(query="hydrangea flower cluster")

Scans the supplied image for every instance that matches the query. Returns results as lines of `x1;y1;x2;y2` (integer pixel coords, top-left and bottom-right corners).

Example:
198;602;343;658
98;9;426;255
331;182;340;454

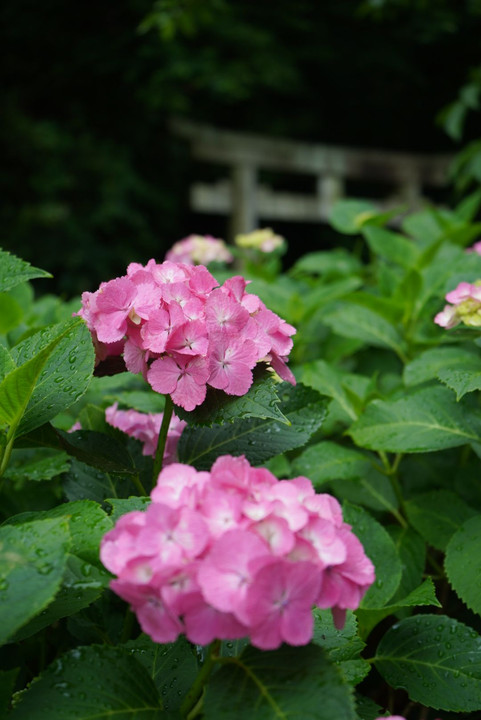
165;234;233;266
105;403;186;463
77;259;296;410
235;228;285;253
100;455;375;650
434;281;481;328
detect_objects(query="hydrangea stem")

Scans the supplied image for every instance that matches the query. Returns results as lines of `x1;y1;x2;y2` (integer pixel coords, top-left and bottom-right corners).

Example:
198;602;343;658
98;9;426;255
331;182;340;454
180;640;220;718
152;394;174;483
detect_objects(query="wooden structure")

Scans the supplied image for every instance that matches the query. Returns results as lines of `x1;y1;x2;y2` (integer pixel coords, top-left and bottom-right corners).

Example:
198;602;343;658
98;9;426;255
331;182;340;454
171;117;454;237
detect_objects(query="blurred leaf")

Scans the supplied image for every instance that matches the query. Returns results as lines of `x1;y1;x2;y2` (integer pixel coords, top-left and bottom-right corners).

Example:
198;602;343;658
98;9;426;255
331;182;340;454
405;490;477;551
0;248;51;293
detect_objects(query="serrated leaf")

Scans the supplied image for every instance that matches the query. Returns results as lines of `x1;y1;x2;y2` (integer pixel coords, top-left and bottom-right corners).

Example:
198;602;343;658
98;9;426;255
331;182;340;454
58;429;136;474
437;366;481;399
175;370;288;426
0;248;52;292
342;503;401;609
9;645;164;719
445;514;481;616
362;225;420;268
403;346;481;387
374;614;481;712
322;301;407;359
123;635;198;712
348;385;481;452
405;490;476;551
177;383;327;470
312;609;366;673
105;496;151;523
204;644;356;719
0;517;71;645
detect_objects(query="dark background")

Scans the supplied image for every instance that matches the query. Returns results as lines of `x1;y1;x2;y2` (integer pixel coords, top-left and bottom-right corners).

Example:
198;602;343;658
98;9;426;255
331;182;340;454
2;0;480;295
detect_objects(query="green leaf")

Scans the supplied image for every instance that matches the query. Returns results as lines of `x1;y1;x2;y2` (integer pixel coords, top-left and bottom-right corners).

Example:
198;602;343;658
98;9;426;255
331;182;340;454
330;199;378;235
106;496;151;523
362;225;420;268
0;248;52;292
57;429;136;474
63;458;137;504
445;514;481;616
123;635;198;712
295;361;358;421
387;525;426;602
374;614;481;712
405;490;477;551
0;345;15;382
437;366;481;400
290;248;362;278
204;644;356;719
342;503;401;609
404;346;481;387
312;610;369;685
0;668;19;717
4;449;70;482
177;384;327;470
0;319;94;439
348;385;481;453
0;293;23;334
9;645;164;719
0;517;70;645
11;554;110;642
175;370;288;426
322;301;406;359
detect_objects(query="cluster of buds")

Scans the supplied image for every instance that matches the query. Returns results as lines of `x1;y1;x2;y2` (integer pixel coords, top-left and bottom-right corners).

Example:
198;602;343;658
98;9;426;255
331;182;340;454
100;455;375;650
434;281;481;329
77;259;295;410
164;234;233;266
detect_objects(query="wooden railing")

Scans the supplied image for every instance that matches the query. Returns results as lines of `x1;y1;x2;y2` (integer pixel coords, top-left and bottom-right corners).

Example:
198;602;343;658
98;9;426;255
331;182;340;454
171;118;454;236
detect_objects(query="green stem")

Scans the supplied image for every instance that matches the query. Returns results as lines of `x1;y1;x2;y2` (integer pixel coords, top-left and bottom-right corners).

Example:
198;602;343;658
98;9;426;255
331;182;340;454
0;429;16;478
180;640;220;718
131;472;147;497
152;394;174;483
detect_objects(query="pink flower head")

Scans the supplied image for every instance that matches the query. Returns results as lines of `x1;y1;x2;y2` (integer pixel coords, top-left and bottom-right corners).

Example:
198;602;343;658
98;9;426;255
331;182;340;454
79;257;296;410
165;234;234;266
435;280;481;328
101;455;375;650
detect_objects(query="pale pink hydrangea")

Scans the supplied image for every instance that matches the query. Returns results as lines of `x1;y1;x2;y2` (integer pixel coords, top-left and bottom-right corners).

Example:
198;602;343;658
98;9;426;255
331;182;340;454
467;240;481;254
105;403;186;464
77;258;296;410
100;455;375;650
434;281;481;328
165;235;233;266
235;228;285;253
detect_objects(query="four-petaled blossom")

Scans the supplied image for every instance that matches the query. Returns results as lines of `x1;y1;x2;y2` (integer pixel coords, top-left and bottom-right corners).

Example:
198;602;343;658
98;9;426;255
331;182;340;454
434;280;481;328
101;455;375;650
77;258;296;410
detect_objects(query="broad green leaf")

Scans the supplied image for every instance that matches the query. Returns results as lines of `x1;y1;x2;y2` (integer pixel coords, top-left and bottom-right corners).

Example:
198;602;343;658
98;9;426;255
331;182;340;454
106;496;151;523
404;346;481;387
357;578;441;638
0;345;15;382
387;525;426;602
0;517;70;645
0;319;94;438
402;209;446;246
438;366;481;400
405;490;477;551
295;361;358;421
301;277;363;316
105;390;166;414
57;429;136;474
244;275;303;322
11;554;110;642
0;668;19;718
0;248;51;292
0;293;23;334
175;370;288;426
374;614;481;712
455;188;481;223
63;458;137;503
204;644;356;719
330;199;378;235
4;449;70;482
342;503;401;609
124;635;198;712
354;693;383;720
178;384;327;470
348;385;481;452
322;302;406;359
445;514;481;616
290;248;362;278
362;225;420;268
312;609;369;684
9;645;164;719
292;441;398;512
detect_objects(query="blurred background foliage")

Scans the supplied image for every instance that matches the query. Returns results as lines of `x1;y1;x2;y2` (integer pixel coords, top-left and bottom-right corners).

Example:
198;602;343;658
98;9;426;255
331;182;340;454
1;0;481;295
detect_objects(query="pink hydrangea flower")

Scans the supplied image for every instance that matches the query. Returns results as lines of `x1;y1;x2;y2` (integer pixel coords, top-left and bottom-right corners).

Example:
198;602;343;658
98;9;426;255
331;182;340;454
100;455;375;650
165;234;233;266
434;280;481;328
77;259;296;411
105;403;186;464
